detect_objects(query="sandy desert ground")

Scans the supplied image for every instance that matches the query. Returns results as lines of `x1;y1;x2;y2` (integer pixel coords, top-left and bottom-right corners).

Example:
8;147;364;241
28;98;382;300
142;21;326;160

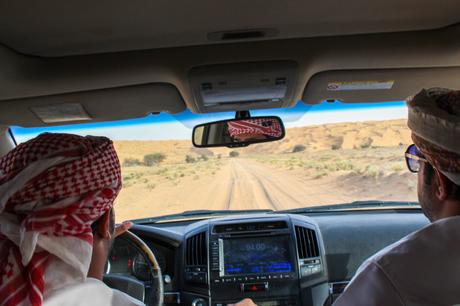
113;119;418;221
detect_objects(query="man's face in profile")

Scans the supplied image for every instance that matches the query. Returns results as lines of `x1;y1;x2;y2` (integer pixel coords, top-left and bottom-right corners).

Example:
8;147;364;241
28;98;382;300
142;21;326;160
417;162;436;221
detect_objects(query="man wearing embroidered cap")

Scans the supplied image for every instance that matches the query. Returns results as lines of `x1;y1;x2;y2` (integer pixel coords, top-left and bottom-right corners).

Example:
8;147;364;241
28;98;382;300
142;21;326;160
0;133;143;306
333;88;460;306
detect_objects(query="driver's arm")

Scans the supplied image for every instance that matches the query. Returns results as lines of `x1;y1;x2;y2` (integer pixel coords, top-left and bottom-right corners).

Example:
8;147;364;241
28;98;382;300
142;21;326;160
228;298;258;306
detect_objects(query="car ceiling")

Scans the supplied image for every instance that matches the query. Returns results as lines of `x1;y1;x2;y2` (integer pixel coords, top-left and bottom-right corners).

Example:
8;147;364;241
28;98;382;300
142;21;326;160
1;0;460;57
1;1;460;127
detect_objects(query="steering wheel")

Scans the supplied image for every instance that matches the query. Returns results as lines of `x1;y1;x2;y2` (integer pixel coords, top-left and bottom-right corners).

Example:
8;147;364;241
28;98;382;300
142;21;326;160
104;231;164;306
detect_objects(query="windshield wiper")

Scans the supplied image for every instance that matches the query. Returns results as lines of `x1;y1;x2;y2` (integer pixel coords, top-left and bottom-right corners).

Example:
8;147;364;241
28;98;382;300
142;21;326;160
133;209;273;224
276;200;419;214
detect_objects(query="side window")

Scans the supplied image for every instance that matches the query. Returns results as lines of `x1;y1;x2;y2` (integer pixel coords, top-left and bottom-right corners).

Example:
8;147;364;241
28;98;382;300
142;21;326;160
0;127;16;157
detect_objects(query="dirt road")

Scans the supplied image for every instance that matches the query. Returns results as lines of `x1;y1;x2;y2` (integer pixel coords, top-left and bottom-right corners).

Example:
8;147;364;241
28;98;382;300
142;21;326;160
217;159;347;210
116;158;351;220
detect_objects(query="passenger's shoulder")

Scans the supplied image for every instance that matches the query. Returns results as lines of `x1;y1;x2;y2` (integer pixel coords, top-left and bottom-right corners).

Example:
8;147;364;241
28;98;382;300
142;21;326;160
368;216;460;270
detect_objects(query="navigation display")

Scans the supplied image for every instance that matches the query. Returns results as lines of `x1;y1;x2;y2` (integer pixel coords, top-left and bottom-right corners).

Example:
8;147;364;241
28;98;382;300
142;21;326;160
223;236;292;275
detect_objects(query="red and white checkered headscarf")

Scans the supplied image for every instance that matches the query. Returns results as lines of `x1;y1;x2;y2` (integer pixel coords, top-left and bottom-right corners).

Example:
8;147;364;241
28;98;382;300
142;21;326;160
227;118;282;138
0;133;121;306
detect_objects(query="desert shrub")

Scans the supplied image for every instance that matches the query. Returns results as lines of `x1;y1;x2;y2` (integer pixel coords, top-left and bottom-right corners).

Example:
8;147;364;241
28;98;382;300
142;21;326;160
360;138;372;149
229;151;239;158
190;147;214;156
122;172;144;184
331;143;341;150
200;154;209;161
217;154;222;159
313;171;328;179
334;160;355;171
123;158;142;167
155;167;168;175
292;144;306;153
185;155;196;163
391;164;405;172
143;153;166;166
359;165;382;178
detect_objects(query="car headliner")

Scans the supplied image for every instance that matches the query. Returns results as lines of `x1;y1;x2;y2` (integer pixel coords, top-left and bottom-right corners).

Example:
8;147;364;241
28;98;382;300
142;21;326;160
1;1;460;127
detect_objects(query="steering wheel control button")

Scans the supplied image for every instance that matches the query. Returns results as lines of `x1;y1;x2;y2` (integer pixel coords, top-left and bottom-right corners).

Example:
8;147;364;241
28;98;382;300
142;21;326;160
163;274;172;284
192;298;207;306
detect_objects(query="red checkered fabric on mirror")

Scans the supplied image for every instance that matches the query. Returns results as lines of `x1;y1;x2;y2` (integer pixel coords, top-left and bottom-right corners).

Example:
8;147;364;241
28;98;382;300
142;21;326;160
227;118;282;138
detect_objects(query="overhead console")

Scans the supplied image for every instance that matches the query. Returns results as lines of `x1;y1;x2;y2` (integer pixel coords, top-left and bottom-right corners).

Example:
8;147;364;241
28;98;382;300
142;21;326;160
189;61;299;113
181;215;329;306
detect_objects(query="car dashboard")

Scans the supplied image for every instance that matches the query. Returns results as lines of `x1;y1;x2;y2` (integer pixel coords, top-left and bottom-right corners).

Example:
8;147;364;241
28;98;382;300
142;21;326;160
107;210;428;306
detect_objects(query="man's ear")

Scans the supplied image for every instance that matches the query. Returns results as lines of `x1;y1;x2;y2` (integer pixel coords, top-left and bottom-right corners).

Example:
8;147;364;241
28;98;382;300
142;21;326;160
433;169;452;201
96;210;112;240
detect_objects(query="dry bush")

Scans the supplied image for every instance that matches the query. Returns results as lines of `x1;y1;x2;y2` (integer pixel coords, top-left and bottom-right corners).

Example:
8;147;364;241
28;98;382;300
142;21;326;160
229;151;239;158
292;144;306;153
144;153;166;166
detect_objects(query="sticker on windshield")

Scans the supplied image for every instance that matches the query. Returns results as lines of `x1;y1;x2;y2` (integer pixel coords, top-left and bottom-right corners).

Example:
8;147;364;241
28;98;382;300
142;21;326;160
327;80;394;91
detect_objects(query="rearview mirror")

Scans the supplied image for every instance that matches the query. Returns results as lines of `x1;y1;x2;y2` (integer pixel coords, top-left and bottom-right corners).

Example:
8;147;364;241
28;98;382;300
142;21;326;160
193;116;285;148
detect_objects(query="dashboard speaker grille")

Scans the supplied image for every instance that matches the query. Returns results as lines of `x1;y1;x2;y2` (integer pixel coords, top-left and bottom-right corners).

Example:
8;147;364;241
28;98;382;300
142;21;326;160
185;231;207;266
295;226;320;259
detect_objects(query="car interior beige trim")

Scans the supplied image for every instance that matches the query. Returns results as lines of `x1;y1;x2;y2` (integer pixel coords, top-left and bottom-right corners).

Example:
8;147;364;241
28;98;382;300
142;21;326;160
1;0;459;57
2;16;460;126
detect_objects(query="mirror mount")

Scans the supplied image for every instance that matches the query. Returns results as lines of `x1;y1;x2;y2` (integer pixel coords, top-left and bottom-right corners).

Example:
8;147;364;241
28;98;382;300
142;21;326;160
235;110;251;120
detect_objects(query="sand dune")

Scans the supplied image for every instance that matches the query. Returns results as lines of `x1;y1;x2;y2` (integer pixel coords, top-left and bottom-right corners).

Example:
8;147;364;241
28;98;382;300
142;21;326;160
113;119;411;162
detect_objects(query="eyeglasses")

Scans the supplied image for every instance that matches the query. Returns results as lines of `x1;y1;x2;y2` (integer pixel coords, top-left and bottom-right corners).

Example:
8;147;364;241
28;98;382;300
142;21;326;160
405;144;428;173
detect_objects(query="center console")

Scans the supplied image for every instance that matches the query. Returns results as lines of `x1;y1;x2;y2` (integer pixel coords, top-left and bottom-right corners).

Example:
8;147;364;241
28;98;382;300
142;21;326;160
209;220;299;306
182;215;329;306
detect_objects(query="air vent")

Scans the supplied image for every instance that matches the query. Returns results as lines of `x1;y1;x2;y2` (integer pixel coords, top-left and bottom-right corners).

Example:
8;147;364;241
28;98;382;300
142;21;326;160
295;226;320;259
185;231;207;266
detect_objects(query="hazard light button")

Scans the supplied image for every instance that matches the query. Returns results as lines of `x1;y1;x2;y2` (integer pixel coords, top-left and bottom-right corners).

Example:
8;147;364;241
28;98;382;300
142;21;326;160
241;283;268;292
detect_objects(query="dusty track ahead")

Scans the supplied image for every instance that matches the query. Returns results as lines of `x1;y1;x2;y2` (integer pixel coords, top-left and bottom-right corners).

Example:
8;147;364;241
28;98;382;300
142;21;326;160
117;158;349;220
116;157;418;221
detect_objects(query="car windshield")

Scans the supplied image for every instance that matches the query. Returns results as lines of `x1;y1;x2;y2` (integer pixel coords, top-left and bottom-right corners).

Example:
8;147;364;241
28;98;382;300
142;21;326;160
11;101;418;221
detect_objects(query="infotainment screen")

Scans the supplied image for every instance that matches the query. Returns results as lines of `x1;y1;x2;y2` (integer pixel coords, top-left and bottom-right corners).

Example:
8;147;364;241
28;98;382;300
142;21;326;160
223;236;293;275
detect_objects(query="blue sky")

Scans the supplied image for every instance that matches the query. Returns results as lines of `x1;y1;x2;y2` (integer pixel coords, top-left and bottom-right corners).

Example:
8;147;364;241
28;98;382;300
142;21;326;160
12;100;408;143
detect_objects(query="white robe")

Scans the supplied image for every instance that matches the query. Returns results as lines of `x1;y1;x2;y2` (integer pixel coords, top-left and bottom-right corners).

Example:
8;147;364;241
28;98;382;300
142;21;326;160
43;277;145;306
333;215;460;306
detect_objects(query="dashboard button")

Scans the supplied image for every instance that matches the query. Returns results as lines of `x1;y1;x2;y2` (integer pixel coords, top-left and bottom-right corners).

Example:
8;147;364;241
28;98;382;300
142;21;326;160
192;298;207;306
241;283;268;292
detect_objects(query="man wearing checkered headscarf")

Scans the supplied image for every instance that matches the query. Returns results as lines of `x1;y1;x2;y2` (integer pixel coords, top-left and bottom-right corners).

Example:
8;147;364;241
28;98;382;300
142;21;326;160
0;133;143;306
333;88;460;306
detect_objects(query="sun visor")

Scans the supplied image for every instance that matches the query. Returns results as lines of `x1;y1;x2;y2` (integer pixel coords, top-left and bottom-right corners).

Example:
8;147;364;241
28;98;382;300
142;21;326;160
302;67;460;104
0;83;185;127
189;61;298;113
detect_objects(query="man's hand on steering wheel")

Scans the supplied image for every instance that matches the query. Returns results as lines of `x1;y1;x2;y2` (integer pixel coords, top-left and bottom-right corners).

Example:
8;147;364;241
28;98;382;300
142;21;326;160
114;221;134;238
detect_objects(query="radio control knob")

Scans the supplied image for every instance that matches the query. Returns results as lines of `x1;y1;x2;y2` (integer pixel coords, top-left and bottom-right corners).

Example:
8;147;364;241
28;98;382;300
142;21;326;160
192;298;207;306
